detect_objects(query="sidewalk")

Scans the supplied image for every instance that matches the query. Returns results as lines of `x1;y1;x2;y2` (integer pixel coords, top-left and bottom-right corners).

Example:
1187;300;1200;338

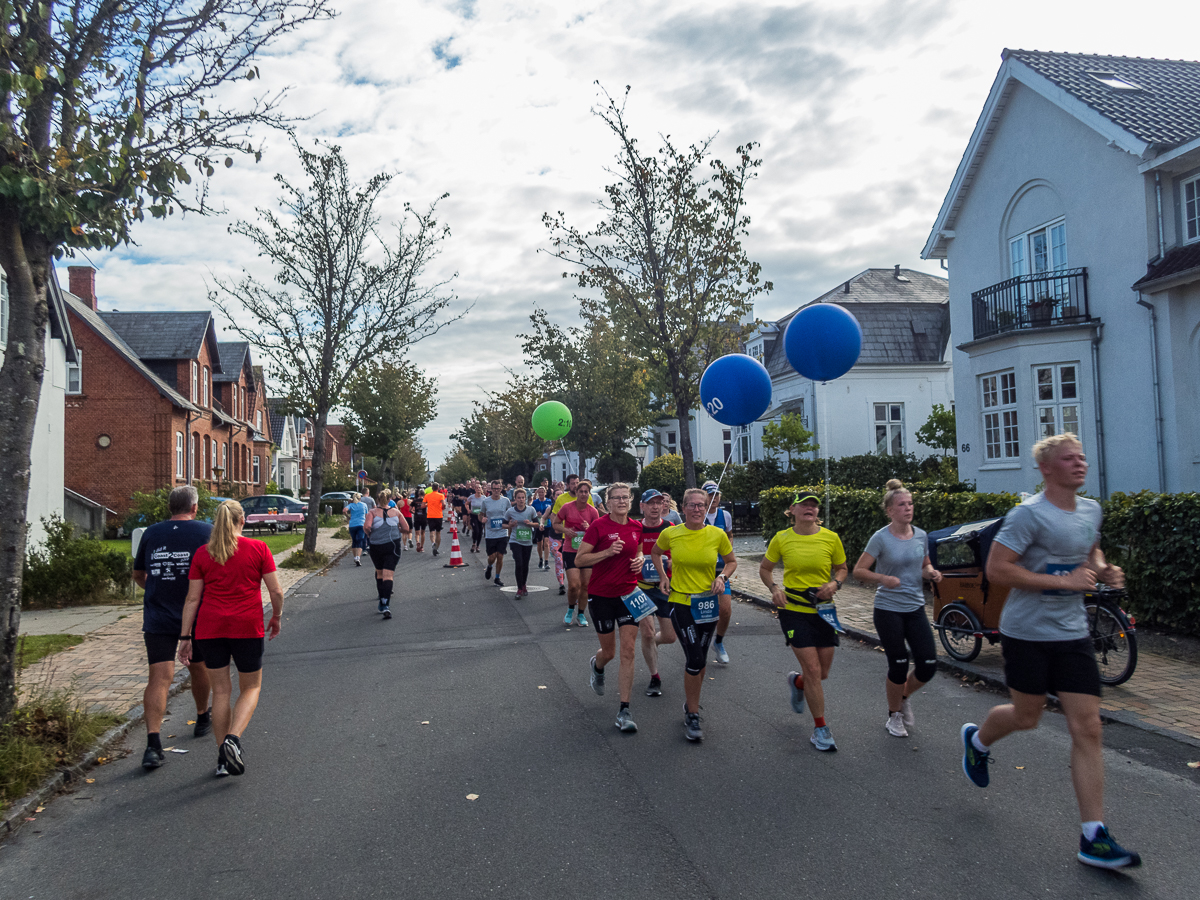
17;529;350;715
729;563;1200;748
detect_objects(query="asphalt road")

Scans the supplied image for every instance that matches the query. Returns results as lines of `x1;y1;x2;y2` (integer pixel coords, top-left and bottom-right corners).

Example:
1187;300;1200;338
2;546;1199;900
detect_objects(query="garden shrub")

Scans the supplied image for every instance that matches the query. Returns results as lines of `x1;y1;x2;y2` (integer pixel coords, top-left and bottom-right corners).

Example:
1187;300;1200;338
23;517;133;609
123;481;220;532
637;454;687;499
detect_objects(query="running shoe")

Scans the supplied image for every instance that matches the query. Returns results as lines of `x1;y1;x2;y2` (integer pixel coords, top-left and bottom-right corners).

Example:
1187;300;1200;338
885;711;908;738
564;608;576;625
616;708;638;733
494;577;504;587
378;597;387;612
1078;826;1142;869
141;746;164;770
222;735;245;776
811;725;837;752
382;605;392;620
354;558;361;567
900;697;915;728
589;656;605;695
786;671;806;715
576;612;588;628
485;566;493;580
645;675;663;697
408;540;414;550
193;708;212;738
961;723;990;788
214;763;229;778
558;585;566;595
432;547;439;557
683;707;704;742
713;640;730;664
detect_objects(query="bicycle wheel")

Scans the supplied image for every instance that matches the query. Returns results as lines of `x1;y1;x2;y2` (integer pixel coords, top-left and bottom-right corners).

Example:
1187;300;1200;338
937;605;982;662
1086;601;1137;686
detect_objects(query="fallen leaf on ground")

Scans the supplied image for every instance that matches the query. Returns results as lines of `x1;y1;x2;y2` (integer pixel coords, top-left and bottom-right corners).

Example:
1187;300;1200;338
537;686;547;690
421;721;430;725
466;793;479;801
25;817;35;822
1015;766;1025;770
187;720;196;726
1187;761;1200;769
169;748;189;754
85;779;95;784
35;806;44;813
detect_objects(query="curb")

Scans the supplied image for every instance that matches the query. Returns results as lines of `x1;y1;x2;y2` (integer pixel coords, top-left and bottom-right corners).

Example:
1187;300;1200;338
2;539;352;839
731;588;1200;751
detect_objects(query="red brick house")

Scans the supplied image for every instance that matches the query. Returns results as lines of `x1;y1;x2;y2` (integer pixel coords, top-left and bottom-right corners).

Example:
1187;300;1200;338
62;266;270;520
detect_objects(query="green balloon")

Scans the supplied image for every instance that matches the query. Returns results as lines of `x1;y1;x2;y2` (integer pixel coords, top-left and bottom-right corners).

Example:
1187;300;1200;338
532;401;572;440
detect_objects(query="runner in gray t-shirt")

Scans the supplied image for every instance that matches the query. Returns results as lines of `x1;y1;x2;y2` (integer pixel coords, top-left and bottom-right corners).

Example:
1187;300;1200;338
504;490;540;595
854;480;942;738
479;480;512;586
959;434;1138;871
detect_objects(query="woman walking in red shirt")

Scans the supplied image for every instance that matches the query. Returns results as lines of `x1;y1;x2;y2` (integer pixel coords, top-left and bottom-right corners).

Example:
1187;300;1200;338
179;500;284;777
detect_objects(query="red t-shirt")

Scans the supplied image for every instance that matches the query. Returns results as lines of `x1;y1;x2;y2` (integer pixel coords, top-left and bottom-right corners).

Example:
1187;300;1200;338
582;514;644;597
189;537;277;639
559;501;599;551
638;519;672;586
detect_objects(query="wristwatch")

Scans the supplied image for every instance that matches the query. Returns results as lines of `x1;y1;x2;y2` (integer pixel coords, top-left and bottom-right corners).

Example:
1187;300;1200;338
833;579;843;590
179;635;192;640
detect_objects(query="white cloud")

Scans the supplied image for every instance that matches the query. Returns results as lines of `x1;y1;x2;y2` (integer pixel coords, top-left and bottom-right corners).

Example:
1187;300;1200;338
76;0;1199;466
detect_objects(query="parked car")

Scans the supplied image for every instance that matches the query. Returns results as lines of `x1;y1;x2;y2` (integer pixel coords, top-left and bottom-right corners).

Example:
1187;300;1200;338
319;491;354;514
241;494;308;529
201;497;233;523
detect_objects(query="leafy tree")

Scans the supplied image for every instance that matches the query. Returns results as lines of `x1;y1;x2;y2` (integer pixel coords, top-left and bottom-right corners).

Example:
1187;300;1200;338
212;139;462;554
390;437;428;487
761;412;817;468
916;403;957;456
437;447;481;485
0;0;333;723
321;463;358;493
451;376;545;480
521;309;656;480
637;454;686;500
543;87;771;488
341;358;437;466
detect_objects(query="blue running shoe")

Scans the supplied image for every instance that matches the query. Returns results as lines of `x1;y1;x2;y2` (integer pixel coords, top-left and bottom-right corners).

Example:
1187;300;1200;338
576;612;589;628
1078;826;1141;869
378;597;386;612
810;725;837;752
961;723;991;788
564;608;576;626
786;671;806;715
713;640;730;664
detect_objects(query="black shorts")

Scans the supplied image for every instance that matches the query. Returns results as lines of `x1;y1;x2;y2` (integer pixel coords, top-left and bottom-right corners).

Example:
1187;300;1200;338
485;537;509;555
368;541;401;571
588;595;637;634
1001;635;1101;697
145;632;188;666
563;551;590;571
413;516;427;529
778;608;840;648
428;518;443;533
193;636;265;673
638;585;671;618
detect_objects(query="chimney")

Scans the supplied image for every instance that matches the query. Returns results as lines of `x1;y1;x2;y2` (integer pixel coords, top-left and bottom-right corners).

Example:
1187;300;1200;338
68;266;97;310
894;264;902;279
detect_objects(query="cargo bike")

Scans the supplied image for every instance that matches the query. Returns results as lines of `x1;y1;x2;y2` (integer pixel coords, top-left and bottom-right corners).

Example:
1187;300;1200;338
926;517;1138;686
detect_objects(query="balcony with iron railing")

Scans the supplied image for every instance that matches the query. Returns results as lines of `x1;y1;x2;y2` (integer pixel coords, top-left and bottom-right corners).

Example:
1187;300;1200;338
971;267;1089;340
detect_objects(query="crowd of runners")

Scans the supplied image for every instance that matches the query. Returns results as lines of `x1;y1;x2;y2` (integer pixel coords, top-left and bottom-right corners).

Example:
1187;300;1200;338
131;432;1139;870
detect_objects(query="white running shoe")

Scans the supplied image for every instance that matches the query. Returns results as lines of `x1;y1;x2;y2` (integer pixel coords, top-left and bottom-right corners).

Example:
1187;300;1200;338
886;711;909;738
900;697;915;728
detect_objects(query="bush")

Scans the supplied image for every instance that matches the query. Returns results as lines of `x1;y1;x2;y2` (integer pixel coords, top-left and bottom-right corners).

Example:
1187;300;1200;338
281;550;329;570
779;452;949;490
122;481;220;532
1101;491;1200;633
279;487;294;497
638;454;687;499
758;485;1020;561
23;516;134;609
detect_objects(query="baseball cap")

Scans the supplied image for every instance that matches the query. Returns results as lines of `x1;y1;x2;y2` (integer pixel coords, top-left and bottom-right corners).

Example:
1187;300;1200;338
640;489;663;502
791;491;820;505
702;481;720;495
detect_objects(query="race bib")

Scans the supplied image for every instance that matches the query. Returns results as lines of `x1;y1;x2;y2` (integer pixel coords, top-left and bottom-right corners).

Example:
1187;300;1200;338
816;602;845;634
571;533;583;551
514;525;533;543
641;557;660;582
690;593;720;624
489;516;504;530
621;588;658;623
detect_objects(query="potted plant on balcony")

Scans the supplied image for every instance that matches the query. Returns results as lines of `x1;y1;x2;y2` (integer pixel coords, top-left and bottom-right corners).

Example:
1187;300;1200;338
1028;294;1054;326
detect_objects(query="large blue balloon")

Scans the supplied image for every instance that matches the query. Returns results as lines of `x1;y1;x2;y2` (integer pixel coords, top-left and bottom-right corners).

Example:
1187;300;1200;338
700;354;773;426
784;303;863;382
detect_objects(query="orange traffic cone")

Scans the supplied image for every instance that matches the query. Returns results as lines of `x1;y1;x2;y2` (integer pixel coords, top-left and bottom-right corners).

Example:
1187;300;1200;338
443;515;469;568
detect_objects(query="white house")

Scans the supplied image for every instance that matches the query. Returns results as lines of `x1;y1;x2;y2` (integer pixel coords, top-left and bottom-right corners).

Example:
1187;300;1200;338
0;269;78;544
922;49;1200;496
647;267;954;469
266;399;300;495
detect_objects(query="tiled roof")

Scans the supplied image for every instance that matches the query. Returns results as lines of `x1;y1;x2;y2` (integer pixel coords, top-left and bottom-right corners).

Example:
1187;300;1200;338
763;268;950;378
214;342;250;382
99;311;220;368
62;294;199;412
1131;242;1200;289
1005;50;1200;149
266;397;292;454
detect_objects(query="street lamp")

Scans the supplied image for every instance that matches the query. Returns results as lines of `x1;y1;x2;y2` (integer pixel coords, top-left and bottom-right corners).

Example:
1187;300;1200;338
635;440;648;472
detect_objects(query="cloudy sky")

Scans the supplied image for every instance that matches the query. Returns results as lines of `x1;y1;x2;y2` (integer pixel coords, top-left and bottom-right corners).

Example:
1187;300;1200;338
81;0;1195;465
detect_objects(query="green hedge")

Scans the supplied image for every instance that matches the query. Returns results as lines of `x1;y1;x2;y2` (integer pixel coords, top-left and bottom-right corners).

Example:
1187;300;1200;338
1101;491;1200;632
758;485;1020;564
24;516;133;609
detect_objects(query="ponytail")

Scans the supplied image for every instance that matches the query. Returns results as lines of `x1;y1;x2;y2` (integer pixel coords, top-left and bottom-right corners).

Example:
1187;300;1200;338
207;499;245;565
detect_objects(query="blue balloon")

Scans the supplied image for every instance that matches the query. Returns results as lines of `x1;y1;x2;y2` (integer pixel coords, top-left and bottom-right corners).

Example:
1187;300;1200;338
784;303;863;382
700;354;773;426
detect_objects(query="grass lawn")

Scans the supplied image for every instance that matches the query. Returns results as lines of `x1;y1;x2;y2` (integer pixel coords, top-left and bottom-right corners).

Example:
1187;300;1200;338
106;530;306;557
16;634;86;671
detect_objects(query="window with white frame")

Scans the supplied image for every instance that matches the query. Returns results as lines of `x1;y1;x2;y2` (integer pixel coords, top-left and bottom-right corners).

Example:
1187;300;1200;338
666;431;677;453
191;361;198;402
221;443;227;475
739;431;751;464
176;432;184;477
202;367;209;407
253;455;260;484
256;409;262;431
1010;219;1067;277
1;273;8;347
66;349;82;394
1184;174;1200;244
1034;363;1081;440
722;428;733;462
241;387;247;419
981;371;1020;460
873;403;905;455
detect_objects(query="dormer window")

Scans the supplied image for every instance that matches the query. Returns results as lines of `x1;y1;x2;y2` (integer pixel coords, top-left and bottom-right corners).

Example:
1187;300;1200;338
1086;72;1142;91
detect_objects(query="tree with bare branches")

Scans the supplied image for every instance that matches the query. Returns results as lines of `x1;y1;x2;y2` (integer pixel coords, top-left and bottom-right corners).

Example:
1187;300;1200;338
211;139;462;553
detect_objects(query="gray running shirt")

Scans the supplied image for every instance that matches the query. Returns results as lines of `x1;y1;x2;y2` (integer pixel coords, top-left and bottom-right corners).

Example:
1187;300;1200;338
864;525;929;613
994;493;1103;641
481;496;512;540
504;506;539;546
